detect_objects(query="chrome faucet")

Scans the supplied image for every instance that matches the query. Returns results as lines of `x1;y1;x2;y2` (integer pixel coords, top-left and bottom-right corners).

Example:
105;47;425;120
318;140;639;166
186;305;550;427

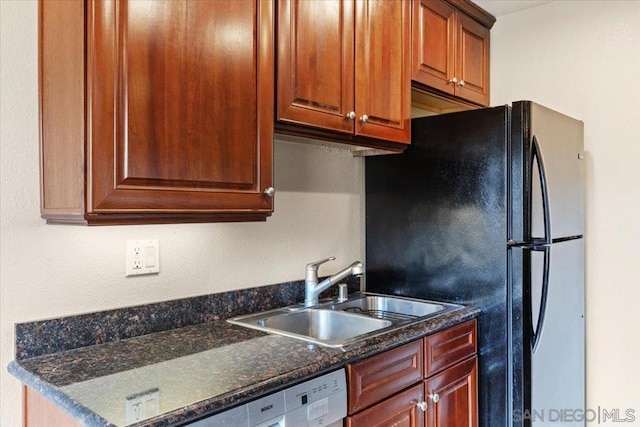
304;257;364;307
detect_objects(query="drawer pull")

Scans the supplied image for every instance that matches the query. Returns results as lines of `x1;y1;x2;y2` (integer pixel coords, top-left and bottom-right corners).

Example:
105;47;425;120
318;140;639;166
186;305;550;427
429;392;440;403
416;401;428;411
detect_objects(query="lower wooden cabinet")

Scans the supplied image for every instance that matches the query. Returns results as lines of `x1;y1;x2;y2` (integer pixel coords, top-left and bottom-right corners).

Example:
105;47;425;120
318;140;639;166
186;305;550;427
346;319;478;427
425;356;478;427
23;386;82;427
346;383;425;427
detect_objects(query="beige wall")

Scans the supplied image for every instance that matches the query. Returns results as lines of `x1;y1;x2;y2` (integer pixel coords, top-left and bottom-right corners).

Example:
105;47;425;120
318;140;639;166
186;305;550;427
0;1;364;424
490;0;640;420
3;0;639;425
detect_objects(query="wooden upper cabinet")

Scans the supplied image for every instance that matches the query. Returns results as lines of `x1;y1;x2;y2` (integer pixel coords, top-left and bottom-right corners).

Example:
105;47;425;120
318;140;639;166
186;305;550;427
276;0;411;148
276;0;354;134
455;12;490;106
355;0;411;143
411;0;457;96
40;0;275;225
412;0;493;107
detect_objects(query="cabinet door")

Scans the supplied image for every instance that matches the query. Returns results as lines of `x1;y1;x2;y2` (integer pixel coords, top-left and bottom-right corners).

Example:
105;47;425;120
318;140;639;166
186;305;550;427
277;0;354;133
355;0;411;143
455;12;490;106
87;0;273;216
346;383;425;427
425;357;478;427
411;0;456;95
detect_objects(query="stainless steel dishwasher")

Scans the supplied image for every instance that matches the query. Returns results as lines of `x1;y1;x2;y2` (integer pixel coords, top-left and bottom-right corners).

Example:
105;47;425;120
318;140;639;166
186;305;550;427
186;369;347;427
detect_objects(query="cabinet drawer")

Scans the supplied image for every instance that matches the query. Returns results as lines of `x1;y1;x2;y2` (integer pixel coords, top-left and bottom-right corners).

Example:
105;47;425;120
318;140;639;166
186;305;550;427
346;383;424;427
347;340;423;414
424;319;476;377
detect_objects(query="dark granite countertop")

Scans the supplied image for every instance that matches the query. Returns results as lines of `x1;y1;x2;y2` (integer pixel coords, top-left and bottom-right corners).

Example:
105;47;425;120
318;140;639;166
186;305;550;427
8;279;480;426
8;284;479;426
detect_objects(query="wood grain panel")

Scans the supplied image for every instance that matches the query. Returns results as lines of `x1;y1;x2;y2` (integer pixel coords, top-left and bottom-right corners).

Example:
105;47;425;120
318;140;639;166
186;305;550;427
411;0;456;95
39;0;274;223
425;356;478;427
424;319;477;377
456;12;490;106
277;0;354;133
124;0;256;186
39;0;85;216
346;383;424;427
23;386;83;427
411;0;491;107
347;340;423;414
86;0;274;214
355;0;410;143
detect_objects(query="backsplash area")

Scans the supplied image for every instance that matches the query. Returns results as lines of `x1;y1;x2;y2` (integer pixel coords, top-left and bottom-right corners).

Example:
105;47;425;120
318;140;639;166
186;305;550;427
15;277;361;360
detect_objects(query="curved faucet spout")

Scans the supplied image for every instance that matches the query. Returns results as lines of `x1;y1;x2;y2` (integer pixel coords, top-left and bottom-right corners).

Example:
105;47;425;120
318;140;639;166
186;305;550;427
304;259;364;307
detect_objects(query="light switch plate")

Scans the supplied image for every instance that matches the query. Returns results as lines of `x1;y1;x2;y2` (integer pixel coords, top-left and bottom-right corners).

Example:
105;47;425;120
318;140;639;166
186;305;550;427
126;240;159;276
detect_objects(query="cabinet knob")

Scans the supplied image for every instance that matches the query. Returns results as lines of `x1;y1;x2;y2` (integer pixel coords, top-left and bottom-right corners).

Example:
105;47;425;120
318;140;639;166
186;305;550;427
360;114;369;123
449;77;458;84
346;111;356;120
429;392;440;403
416;401;428;411
263;187;275;197
458;80;465;87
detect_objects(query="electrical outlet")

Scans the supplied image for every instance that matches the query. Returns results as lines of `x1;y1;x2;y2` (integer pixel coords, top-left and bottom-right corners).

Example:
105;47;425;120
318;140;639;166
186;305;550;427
126;240;159;276
125;388;160;423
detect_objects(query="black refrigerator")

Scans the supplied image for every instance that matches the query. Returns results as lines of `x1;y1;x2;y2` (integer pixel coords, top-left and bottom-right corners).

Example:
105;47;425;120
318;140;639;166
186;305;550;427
365;101;585;426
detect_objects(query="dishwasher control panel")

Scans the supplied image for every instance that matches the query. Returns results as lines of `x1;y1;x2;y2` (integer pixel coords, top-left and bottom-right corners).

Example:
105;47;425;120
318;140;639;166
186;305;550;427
188;369;346;427
283;368;347;426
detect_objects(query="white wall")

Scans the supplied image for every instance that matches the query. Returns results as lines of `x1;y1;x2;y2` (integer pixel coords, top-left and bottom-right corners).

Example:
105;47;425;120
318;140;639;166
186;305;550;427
0;1;364;424
490;0;640;420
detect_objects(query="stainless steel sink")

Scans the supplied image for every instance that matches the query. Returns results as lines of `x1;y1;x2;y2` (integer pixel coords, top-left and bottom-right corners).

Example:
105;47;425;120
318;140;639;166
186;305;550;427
228;308;391;347
327;294;449;321
228;293;461;347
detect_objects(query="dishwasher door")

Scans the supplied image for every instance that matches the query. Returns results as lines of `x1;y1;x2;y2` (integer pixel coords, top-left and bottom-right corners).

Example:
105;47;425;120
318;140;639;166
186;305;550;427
187;369;346;427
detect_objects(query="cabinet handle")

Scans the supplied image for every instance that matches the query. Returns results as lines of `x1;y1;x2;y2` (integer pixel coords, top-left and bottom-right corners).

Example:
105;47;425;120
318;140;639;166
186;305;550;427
360;114;369;123
458;80;465;87
429;392;440;403
346;111;356;120
263;187;275;197
416;401;428;411
449;77;458;84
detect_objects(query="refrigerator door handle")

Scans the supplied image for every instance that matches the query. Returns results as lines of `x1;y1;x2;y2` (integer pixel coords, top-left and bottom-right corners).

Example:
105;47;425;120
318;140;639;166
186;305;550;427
531;245;551;353
532;136;552;244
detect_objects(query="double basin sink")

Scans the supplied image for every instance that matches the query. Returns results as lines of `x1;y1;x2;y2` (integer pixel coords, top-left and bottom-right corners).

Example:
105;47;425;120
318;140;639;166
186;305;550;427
228;293;460;347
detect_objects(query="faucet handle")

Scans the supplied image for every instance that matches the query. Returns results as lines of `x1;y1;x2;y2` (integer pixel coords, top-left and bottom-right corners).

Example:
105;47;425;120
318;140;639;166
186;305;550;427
306;257;335;271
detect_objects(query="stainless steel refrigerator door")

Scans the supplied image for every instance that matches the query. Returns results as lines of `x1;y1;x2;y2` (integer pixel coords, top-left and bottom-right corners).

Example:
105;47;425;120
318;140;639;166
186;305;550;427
529;103;584;240
530;238;585;426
